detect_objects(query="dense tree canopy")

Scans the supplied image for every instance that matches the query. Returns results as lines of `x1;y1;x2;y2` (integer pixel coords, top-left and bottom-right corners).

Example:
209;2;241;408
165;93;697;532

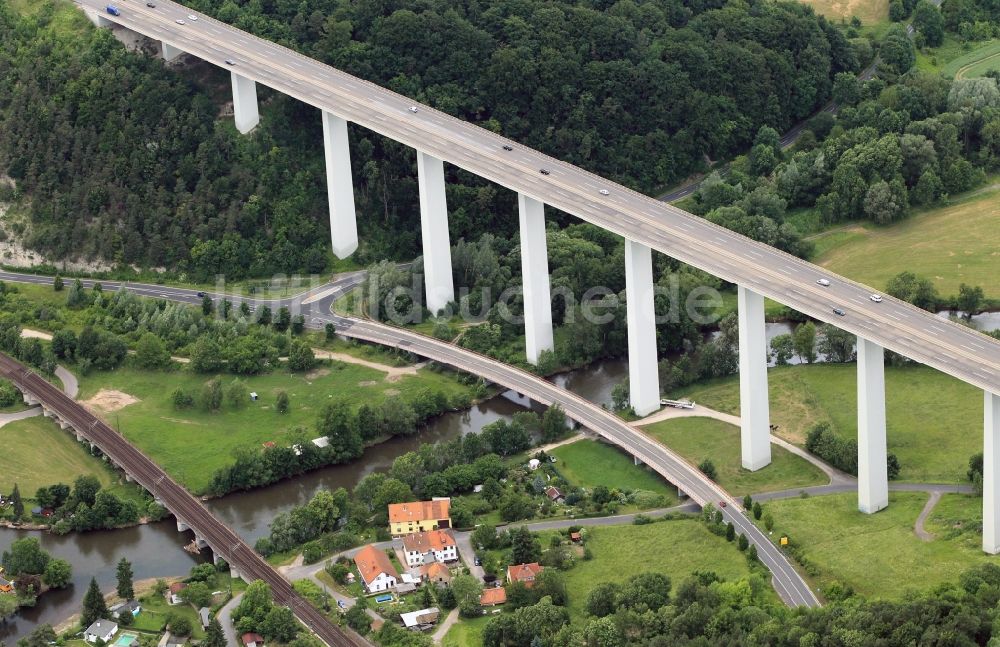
0;0;856;275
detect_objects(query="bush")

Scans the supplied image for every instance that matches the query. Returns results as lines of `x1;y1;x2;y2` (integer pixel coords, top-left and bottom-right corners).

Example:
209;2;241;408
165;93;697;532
698;459;718;481
0;379;19;407
171;388;194;410
806;422;900;479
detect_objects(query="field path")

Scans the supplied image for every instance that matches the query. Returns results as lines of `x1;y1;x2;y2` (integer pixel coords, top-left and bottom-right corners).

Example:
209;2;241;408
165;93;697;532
432;608;460;644
311;348;418;382
633;404;854;485
914;490;943;541
955;49;1000;79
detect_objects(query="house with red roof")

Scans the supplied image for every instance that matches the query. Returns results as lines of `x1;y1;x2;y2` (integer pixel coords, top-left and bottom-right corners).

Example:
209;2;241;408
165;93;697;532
507;563;543;588
354;545;399;593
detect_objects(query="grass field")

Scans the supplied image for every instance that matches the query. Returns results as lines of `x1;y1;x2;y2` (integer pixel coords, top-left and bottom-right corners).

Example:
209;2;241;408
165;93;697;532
811;185;1000;298
944;40;1000;78
550;439;678;503
561;520;759;621
76;363;474;493
672;364;983;483
759;492;993;598
0;415;127;495
441;614;491;647
132;593;207;639
799;0;887;23
642;418;827;496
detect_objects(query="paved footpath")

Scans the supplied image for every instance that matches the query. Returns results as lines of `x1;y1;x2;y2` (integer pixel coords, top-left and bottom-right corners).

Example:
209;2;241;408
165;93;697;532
0;338;78;427
631;405;855;486
216;592;243;647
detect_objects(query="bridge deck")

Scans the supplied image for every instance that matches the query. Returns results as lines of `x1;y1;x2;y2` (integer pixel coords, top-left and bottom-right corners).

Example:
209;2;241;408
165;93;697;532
0;353;371;647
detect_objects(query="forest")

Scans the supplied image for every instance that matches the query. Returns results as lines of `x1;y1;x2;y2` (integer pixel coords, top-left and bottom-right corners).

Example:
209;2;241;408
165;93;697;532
0;0;860;276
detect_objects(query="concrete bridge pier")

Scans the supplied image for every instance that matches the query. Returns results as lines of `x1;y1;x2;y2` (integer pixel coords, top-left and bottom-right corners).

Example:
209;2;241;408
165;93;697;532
161;42;183;62
76;431;85;442
124;473;135;484
518;194;554;364
737;285;771;471
321;111;358;259
416;151;455;315
87;11;112;28
58;419;71;430
231;72;259;134
857;337;889;513
624;240;660;416
42;408;52;418
23;392;38;406
195;537;209;550
177;520;190;532
984;391;1000;553
633;455;643;467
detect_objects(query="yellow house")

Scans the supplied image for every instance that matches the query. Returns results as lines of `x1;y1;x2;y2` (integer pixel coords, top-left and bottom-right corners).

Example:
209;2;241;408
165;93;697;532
388;498;451;536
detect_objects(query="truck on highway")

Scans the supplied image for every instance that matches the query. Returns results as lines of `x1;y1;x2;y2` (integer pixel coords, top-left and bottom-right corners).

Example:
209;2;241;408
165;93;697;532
106;4;121;15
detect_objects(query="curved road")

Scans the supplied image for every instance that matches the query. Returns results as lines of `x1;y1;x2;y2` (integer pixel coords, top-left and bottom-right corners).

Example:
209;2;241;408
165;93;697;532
0;270;818;606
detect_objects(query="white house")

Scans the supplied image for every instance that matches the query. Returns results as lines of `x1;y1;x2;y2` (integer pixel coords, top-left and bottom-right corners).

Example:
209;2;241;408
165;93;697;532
353;545;399;593
84;620;118;644
401;530;458;568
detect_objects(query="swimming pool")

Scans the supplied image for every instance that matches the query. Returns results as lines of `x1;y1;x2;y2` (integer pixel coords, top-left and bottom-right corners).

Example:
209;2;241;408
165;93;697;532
115;633;139;647
374;594;393;603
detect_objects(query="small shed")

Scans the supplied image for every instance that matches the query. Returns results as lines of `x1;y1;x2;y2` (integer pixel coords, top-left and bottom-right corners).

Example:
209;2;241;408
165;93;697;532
242;633;264;647
400;607;440;631
250;392;259;401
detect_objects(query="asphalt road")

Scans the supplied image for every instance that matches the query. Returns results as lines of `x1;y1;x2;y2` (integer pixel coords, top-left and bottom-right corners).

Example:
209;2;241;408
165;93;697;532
0;269;820;605
0;351;372;647
77;0;998;395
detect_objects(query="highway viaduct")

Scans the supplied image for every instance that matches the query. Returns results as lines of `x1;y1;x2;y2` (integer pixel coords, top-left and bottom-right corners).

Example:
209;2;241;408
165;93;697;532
78;0;998;547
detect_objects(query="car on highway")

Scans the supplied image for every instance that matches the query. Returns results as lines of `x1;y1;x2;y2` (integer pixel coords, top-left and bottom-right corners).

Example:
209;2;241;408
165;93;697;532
502;145;513;151
599;189;610;195
187;14;198;20
833;307;846;316
816;278;830;287
408;106;418;113
196;291;206;297
540;169;550;175
225;59;236;66
719;500;727;508
106;4;121;16
175;18;185;24
870;294;883;303
146;2;155;7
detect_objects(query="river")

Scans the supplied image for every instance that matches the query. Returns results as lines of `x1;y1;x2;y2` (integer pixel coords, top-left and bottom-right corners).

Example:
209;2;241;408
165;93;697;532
0;393;540;642
4;315;994;641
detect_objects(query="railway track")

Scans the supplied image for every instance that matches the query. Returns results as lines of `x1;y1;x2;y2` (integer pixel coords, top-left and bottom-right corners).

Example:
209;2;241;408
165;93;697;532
0;353;371;647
